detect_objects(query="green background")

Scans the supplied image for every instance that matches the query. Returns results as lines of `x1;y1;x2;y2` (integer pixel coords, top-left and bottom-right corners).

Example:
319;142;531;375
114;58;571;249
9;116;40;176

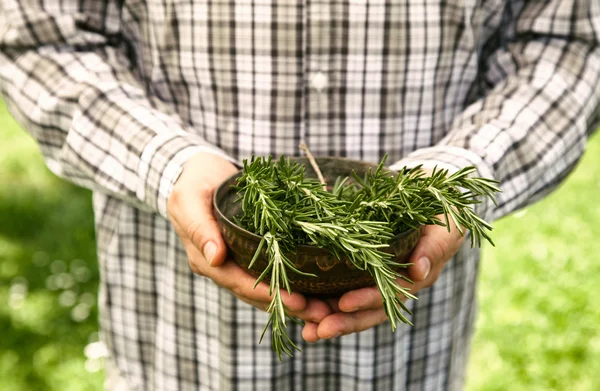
1;100;599;390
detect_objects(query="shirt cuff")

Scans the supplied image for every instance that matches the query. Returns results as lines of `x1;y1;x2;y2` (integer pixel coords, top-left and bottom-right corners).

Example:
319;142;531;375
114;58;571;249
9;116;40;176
389;145;497;221
137;133;239;219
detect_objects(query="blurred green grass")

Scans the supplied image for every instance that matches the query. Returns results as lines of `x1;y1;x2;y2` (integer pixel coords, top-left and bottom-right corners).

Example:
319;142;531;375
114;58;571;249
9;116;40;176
1;99;599;390
466;131;600;390
0;100;102;391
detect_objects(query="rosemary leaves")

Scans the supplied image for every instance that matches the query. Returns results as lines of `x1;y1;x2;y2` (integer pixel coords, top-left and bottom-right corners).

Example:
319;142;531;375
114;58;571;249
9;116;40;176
232;155;500;360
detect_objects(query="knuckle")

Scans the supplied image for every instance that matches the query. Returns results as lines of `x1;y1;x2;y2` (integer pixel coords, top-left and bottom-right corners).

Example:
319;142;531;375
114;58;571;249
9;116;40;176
197;186;216;209
167;187;182;216
187;260;202;275
181;244;204;275
433;238;450;262
229;282;243;297
347;313;362;334
425;270;442;287
198;186;214;199
186;221;205;247
228;278;248;299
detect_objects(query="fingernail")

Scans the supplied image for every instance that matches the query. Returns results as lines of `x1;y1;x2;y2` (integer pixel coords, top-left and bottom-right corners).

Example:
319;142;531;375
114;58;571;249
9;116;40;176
203;241;217;265
420;257;431;280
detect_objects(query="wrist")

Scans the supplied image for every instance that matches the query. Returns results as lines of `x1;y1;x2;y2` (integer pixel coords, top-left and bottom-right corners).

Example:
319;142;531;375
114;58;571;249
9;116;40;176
152;144;237;219
168;150;239;217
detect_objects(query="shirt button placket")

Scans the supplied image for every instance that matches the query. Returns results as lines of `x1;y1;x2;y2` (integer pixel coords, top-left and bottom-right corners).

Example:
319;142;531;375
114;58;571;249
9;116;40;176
308;1;328;94
304;0;329;150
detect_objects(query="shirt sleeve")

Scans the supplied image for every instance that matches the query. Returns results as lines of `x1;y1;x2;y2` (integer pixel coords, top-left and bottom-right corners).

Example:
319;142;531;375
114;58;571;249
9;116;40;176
0;0;236;219
390;0;600;221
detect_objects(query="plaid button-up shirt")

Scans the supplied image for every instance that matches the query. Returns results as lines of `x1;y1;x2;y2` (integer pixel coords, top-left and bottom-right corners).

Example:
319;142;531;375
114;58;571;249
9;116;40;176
1;0;599;390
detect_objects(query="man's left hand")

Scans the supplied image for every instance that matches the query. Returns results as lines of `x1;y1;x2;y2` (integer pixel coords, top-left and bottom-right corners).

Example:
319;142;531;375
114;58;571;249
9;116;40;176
302;221;465;341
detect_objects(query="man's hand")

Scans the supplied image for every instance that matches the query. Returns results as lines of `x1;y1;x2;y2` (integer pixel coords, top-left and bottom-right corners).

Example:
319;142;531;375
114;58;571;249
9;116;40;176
167;152;332;323
302;220;465;342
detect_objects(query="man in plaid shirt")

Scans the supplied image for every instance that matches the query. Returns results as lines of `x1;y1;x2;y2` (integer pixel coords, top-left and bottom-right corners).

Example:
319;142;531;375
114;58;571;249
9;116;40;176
1;0;599;390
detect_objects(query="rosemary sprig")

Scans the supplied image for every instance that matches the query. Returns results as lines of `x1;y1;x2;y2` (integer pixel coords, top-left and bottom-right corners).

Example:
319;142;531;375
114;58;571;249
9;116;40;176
256;233;304;360
234;155;500;360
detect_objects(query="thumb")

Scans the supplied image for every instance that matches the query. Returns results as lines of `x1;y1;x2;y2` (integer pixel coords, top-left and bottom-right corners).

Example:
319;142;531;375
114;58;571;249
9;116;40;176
174;187;228;267
407;224;461;282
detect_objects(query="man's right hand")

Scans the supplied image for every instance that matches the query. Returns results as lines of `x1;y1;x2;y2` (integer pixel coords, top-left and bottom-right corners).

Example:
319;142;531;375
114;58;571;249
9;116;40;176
167;152;332;323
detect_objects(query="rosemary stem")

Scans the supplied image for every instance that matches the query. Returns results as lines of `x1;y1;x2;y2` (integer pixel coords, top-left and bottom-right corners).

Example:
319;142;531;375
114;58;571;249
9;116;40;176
299;142;327;190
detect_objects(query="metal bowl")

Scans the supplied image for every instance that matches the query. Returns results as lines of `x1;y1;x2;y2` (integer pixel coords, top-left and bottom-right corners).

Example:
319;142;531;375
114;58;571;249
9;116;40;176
213;157;421;295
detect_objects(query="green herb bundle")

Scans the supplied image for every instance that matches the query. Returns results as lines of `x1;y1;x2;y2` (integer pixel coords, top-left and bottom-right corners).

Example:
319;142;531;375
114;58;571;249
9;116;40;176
233;154;500;360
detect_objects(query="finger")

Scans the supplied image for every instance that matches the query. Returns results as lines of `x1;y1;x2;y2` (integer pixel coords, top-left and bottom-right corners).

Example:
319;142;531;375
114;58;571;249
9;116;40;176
236;295;331;325
233;296;268;311
407;223;463;282
172;186;228;267
210;260;308;312
325;297;340;312
316;308;389;339
302;322;320;343
185;239;326;320
291;297;333;323
337;278;415;312
184;239;308;310
233;286;333;323
337;285;383;312
232;288;332;323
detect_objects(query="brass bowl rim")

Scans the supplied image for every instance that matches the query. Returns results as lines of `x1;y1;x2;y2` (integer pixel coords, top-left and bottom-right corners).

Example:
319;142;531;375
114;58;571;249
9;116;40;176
213;158;418;252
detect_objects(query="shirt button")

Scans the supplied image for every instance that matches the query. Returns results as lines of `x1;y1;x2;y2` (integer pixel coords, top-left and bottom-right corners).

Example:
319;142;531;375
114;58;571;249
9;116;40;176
310;72;328;92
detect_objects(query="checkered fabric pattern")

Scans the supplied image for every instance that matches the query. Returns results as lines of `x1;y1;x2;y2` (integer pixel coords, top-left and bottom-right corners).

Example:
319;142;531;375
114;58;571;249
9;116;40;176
1;0;599;390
